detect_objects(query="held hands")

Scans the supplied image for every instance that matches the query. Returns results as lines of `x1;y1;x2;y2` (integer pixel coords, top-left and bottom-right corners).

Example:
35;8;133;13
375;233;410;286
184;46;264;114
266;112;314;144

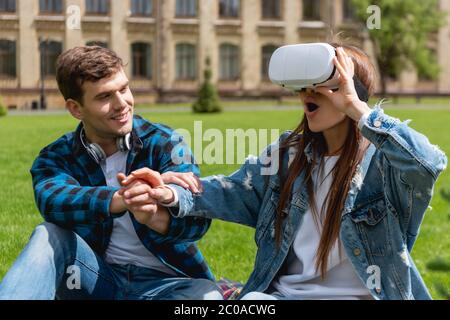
121;168;202;200
119;169;174;206
116;173;161;228
114;169;202;233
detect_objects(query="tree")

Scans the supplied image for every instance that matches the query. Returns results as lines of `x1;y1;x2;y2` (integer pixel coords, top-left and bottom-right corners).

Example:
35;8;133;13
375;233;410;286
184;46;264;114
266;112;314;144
350;0;446;95
0;96;7;117
192;57;222;113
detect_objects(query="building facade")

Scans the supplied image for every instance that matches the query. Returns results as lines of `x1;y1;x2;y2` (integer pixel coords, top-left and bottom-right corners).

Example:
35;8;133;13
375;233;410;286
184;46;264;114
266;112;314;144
0;0;449;110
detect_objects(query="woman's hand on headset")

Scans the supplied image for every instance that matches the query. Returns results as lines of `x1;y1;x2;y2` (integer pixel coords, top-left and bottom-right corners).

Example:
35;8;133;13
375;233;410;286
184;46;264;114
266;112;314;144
314;47;371;122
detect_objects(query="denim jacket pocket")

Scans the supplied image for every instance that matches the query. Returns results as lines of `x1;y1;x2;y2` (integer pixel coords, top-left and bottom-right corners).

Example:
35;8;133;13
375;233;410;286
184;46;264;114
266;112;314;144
349;197;390;257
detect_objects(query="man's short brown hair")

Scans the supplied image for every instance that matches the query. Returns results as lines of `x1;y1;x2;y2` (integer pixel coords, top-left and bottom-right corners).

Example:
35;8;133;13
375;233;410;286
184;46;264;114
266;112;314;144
56;46;124;104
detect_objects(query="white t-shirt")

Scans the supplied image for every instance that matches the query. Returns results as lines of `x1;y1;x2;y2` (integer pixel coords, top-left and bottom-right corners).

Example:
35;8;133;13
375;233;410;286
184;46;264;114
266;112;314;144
272;156;373;300
101;151;176;275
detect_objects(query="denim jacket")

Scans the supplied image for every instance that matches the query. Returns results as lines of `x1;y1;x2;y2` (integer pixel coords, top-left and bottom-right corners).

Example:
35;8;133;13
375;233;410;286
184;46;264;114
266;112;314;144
171;104;447;300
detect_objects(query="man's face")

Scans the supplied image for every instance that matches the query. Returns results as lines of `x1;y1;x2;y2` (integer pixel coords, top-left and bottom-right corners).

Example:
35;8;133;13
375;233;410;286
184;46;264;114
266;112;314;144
77;68;134;142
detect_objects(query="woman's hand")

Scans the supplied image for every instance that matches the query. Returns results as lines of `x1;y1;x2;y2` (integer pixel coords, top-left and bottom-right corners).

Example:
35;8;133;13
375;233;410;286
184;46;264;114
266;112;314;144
161;171;202;194
315;47;371;122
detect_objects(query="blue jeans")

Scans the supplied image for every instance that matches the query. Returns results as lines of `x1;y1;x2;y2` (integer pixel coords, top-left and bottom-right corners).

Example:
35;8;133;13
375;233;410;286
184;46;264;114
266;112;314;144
0;222;223;300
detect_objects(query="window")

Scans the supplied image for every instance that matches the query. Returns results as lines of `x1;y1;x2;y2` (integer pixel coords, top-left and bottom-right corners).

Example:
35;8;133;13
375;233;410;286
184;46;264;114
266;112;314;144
85;0;109;15
0;0;15;12
261;45;277;79
176;0;197;17
131;0;152;16
40;40;63;77
343;0;355;21
220;44;239;80
302;0;320;21
86;41;108;48
0;40;16;77
262;0;280;19
176;43;197;80
131;42;152;79
39;0;63;14
219;0;240;18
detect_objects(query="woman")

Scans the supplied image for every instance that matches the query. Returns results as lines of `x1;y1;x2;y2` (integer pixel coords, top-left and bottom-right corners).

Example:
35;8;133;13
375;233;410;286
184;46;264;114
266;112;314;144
121;44;447;300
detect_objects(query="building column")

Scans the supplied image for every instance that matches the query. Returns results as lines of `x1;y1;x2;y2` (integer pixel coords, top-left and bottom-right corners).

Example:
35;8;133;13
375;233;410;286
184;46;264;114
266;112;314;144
111;0;130;69
284;0;300;44
18;0;39;89
241;0;259;91
65;0;84;50
198;0;216;83
156;0;172;94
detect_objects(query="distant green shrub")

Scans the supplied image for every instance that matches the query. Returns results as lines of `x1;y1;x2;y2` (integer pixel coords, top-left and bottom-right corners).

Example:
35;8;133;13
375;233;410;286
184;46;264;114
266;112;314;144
192;57;222;113
0;97;7;117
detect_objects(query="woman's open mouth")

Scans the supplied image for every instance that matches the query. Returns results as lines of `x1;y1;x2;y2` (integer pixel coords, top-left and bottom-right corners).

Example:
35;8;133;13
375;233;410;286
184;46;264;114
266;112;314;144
304;102;320;120
306;103;319;112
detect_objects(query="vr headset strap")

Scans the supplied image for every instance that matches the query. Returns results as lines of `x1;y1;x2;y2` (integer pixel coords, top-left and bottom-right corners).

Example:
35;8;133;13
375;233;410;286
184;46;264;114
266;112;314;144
353;75;369;102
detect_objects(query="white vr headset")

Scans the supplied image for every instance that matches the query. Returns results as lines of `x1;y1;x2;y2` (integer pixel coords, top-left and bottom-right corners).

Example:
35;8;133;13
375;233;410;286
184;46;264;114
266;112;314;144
268;43;369;102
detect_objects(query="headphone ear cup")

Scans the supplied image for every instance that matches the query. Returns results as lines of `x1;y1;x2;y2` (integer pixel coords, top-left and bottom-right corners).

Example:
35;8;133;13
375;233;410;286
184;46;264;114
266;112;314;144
89;143;106;164
117;136;125;153
85;146;100;164
117;133;131;152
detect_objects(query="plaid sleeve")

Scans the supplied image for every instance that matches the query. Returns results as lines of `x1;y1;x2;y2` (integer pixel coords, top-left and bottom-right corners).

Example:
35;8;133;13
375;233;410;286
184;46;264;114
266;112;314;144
137;212;211;245
156;127;200;177
147;126;210;243
31;149;118;225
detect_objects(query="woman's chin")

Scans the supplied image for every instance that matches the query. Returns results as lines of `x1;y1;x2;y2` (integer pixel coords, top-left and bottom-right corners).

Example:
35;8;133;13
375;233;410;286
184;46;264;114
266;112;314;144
308;125;325;133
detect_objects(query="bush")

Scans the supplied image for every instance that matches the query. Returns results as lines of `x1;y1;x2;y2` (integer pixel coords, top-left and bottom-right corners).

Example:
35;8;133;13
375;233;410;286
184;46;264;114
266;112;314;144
192;58;222;113
0;97;7;117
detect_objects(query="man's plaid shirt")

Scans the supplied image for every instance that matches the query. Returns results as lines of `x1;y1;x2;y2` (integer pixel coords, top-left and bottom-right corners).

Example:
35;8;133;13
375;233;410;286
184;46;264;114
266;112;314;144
30;115;214;280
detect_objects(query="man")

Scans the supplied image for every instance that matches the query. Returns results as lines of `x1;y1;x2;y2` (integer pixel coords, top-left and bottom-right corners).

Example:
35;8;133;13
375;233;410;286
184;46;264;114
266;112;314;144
0;46;221;300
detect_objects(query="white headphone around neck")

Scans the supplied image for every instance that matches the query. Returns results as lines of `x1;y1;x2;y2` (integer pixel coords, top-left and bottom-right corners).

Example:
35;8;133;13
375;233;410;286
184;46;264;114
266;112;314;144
80;128;131;164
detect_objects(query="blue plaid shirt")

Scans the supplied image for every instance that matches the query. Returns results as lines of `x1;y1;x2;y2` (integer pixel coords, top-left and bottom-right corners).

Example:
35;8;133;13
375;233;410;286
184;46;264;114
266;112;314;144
30;115;214;280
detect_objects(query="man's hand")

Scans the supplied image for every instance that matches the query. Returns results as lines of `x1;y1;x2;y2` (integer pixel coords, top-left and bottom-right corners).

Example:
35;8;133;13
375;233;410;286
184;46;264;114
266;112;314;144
121;183;175;206
117;173;159;226
116;173;171;234
149;206;171;235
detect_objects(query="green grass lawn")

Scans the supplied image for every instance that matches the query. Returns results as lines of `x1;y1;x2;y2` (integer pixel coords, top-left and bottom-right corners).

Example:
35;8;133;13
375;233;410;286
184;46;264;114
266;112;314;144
135;96;450;110
0;108;449;299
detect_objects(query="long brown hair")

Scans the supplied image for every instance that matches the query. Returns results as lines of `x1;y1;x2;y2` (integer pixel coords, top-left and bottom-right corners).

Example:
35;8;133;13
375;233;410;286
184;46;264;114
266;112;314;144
275;43;376;278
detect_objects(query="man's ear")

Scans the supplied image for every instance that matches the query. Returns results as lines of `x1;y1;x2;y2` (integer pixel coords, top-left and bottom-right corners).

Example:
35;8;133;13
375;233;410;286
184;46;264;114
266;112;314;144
66;99;83;120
